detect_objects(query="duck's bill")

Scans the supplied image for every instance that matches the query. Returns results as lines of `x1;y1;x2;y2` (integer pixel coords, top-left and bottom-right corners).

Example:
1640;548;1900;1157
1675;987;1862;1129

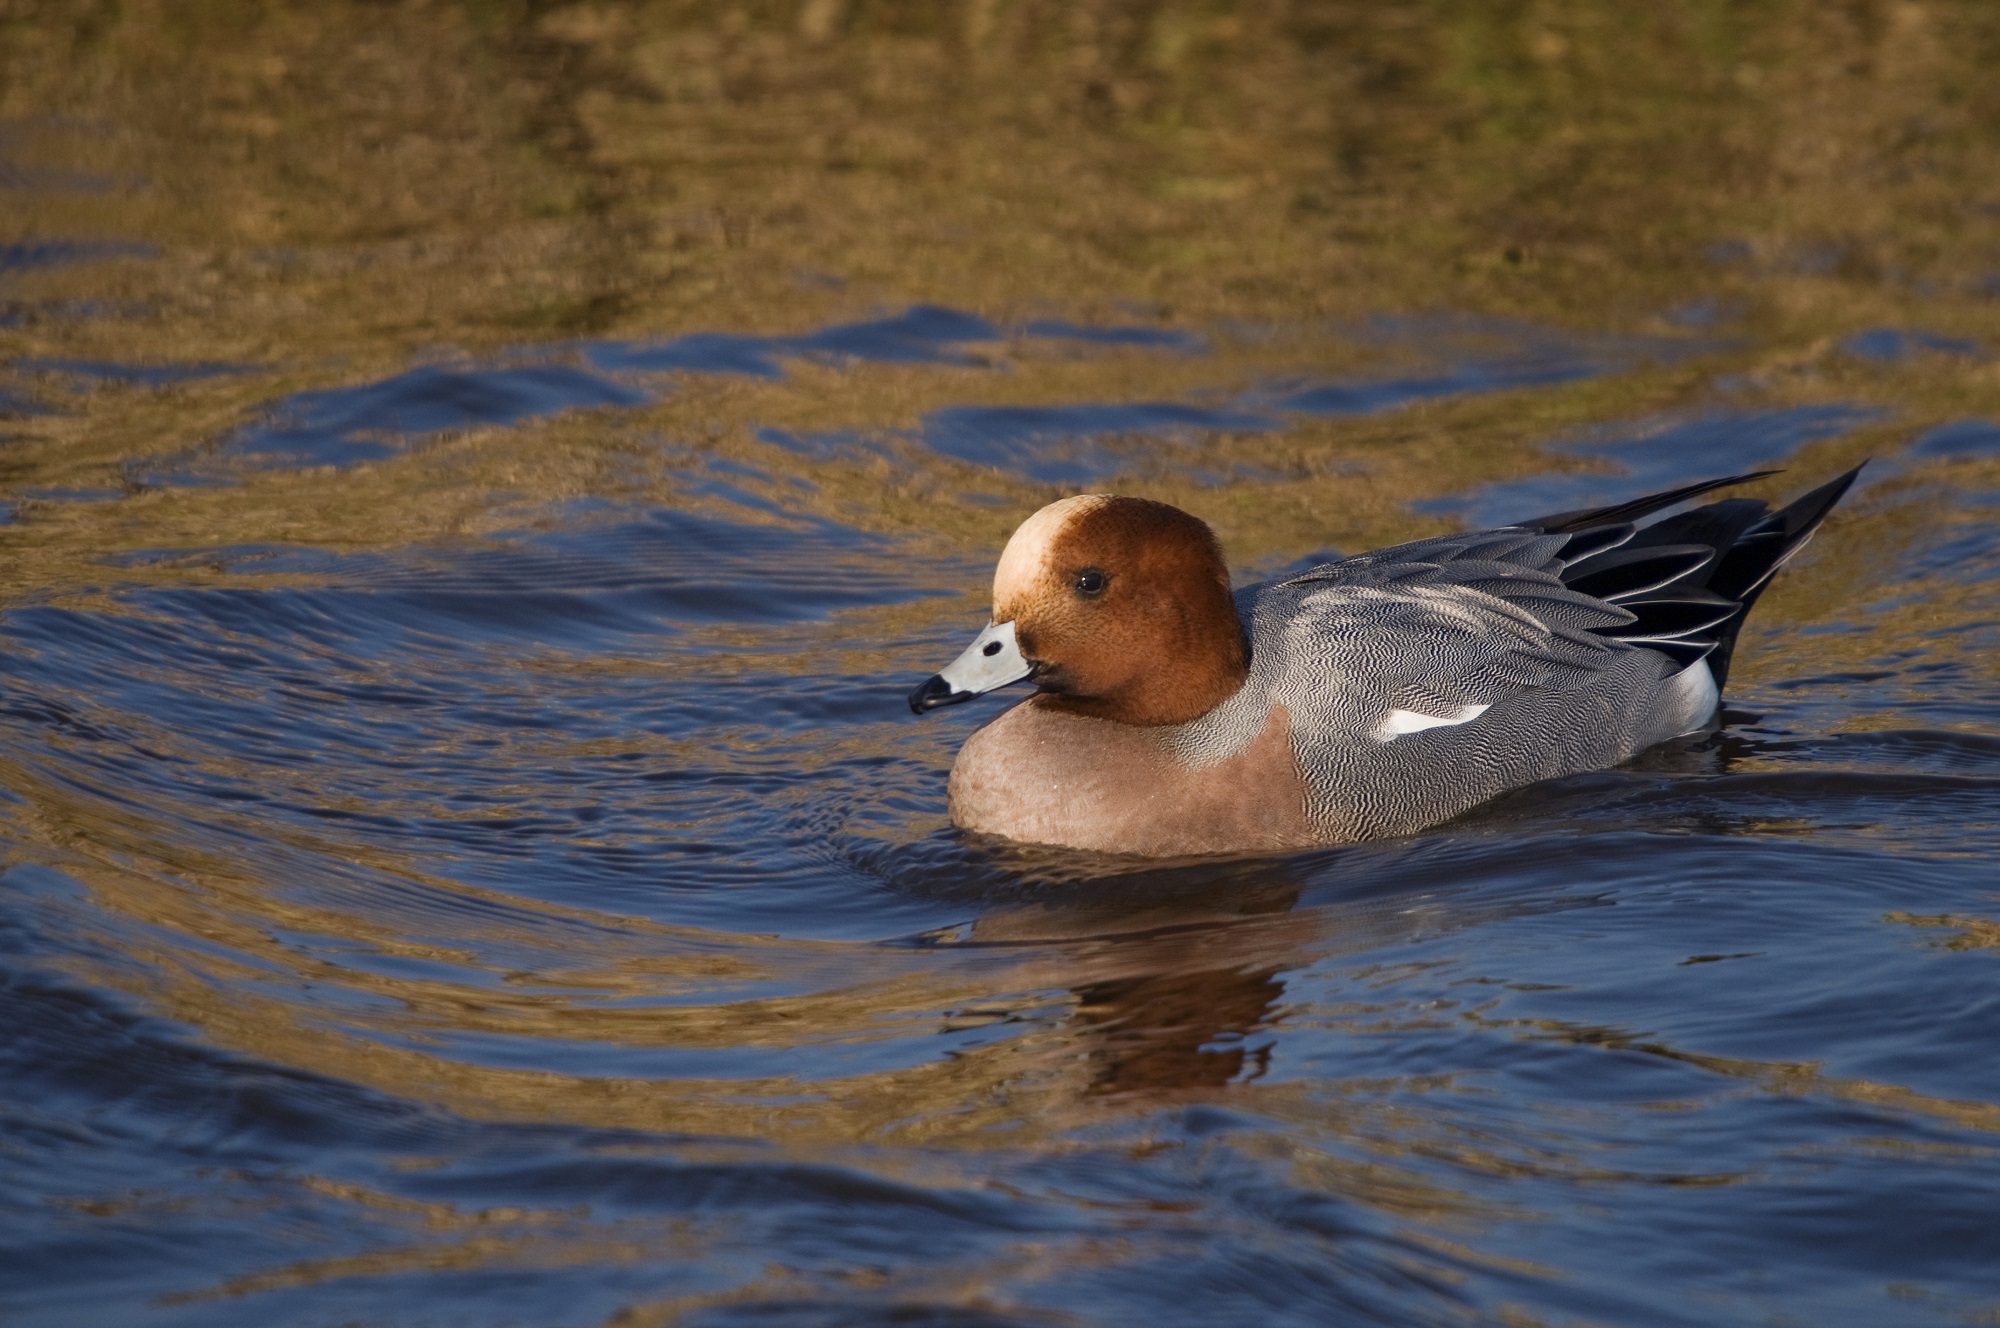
908;620;1033;714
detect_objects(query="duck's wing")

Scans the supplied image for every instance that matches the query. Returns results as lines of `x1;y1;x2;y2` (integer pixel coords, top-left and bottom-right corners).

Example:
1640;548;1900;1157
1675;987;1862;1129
1265;538;1648;739
1275;464;1864;688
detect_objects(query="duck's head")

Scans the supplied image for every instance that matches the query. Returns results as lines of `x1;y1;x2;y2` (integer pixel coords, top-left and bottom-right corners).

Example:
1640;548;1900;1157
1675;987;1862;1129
909;494;1248;727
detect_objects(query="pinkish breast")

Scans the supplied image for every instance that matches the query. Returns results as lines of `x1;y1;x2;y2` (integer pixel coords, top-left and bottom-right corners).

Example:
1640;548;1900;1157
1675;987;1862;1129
947;697;1316;856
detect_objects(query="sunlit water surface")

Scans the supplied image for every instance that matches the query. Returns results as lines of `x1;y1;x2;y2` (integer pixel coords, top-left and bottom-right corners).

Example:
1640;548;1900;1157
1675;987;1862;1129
6;7;2000;1326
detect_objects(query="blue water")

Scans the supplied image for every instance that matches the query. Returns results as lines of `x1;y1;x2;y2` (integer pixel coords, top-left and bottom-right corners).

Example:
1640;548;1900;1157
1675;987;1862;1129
4;284;2000;1328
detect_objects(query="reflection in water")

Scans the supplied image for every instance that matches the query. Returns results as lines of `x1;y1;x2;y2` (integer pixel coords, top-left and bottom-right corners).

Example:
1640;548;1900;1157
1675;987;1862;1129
6;3;2000;1325
1073;963;1286;1094
967;874;1304;1098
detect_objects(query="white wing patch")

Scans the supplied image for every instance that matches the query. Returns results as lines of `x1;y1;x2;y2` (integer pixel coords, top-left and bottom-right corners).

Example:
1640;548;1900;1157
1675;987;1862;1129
1374;702;1491;742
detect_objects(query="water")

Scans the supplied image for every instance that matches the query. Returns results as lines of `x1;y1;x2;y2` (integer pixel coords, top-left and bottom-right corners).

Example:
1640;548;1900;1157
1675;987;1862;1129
5;5;2000;1324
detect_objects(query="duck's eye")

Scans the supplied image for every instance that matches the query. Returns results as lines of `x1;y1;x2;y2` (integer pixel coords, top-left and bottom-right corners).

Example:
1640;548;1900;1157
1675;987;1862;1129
1073;568;1108;598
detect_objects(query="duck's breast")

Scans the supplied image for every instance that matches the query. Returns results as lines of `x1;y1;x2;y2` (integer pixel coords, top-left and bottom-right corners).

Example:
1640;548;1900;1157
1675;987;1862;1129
948;697;1314;856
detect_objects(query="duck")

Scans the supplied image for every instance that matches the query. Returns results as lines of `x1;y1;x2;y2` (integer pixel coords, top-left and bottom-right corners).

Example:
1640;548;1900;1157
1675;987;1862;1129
908;466;1862;856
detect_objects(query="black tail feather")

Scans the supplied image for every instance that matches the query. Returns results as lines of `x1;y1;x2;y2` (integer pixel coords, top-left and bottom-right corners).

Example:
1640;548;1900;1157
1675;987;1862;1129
1518;469;1778;535
1554;522;1639;565
1537;464;1865;689
1711;465;1865;604
1563;544;1716;602
1700;464;1866;685
1623;498;1772;558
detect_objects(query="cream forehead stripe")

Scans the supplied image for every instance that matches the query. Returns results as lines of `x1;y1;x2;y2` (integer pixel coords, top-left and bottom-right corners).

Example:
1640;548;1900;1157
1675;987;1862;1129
991;494;1115;613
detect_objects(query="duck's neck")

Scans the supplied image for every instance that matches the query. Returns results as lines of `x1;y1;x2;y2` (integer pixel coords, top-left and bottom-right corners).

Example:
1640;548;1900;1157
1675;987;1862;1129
1036;617;1250;728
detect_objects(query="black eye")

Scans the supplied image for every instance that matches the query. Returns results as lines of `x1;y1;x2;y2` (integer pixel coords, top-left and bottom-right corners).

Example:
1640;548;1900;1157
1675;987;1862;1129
1074;568;1108;598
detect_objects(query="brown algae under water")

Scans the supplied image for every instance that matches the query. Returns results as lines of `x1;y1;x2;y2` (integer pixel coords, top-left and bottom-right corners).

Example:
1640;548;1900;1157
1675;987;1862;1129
4;4;2000;1326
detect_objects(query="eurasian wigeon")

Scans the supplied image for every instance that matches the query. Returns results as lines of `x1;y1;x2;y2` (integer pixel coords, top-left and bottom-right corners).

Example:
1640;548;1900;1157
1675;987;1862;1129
910;467;1862;856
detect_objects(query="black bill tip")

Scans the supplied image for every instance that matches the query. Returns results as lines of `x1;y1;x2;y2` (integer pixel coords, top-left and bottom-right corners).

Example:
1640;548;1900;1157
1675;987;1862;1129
908;674;970;715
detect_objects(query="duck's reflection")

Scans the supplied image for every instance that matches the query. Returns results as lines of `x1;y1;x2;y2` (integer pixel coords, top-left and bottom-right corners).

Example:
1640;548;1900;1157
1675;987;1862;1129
960;864;1304;1097
1069;962;1286;1094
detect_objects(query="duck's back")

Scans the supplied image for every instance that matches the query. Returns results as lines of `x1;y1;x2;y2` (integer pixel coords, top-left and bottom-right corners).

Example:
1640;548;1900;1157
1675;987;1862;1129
1178;528;1717;842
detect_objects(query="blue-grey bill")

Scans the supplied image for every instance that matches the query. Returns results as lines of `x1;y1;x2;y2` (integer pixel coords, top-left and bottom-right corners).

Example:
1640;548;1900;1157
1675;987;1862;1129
908;621;1032;714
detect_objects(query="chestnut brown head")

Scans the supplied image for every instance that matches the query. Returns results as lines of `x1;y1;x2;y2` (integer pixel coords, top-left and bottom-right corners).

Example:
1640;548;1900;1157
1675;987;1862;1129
909;495;1248;727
